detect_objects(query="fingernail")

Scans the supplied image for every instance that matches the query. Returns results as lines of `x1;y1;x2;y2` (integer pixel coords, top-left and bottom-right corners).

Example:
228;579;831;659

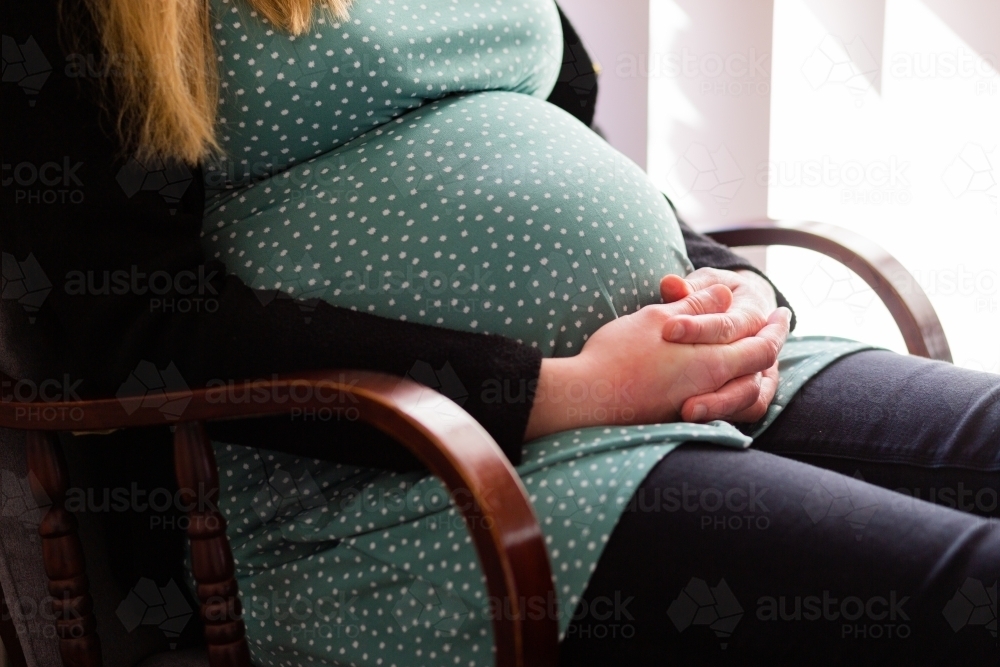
691;404;707;420
668;324;685;341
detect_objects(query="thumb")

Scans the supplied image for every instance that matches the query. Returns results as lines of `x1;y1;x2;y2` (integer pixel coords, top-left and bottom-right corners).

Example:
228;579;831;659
660;274;692;303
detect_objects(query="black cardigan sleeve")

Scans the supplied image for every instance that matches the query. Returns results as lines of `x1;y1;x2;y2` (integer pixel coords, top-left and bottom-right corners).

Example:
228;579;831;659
2;0;540;469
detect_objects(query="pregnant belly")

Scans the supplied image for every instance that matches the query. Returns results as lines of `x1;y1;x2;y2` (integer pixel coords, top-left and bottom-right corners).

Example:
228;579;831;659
203;92;692;355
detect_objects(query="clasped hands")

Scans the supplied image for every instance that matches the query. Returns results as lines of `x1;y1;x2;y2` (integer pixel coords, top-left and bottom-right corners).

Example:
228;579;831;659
524;268;789;441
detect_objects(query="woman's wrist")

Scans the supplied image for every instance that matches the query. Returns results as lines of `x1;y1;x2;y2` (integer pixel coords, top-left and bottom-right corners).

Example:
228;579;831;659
523;355;594;441
735;269;779;312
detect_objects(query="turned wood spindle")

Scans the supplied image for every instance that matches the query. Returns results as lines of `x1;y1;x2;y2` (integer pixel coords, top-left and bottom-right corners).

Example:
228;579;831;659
173;421;251;667
25;431;102;667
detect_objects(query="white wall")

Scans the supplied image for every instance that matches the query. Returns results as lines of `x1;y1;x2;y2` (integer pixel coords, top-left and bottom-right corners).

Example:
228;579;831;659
557;0;651;169
647;0;775;227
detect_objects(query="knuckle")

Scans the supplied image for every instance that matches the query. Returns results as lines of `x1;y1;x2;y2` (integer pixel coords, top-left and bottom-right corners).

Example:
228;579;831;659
719;316;737;341
762;336;781;364
749;311;768;331
640;304;669;326
687;290;711;311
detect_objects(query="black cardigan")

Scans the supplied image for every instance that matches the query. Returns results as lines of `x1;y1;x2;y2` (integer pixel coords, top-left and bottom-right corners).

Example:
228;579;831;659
2;0;792;470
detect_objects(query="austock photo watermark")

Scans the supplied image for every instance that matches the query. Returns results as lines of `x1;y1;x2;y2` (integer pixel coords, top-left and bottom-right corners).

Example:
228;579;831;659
756;155;913;206
665;143;744;216
249;585;637;642
537;457;994;543
755;589;914;640
616;48;771;97
668;575;996;647
1;34;51;105
0;576;199;646
199;141;642;204
1;465;222;533
532;450;773;532
0;252;51;322
0;359;369;425
246;249;505;321
943;142;999;214
802;33;998;101
796;258;997;324
1;252;226;320
797;467;997;541
2;156;85;204
249;465;497;531
2;354;495;427
4;34;195;211
888;47;998;95
1;154;195;211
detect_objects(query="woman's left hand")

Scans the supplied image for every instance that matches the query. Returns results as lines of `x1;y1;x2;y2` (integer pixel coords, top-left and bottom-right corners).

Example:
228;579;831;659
658;268;784;424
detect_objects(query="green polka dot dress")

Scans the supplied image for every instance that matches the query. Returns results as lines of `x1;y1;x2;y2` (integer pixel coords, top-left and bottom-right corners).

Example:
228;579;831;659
198;1;873;664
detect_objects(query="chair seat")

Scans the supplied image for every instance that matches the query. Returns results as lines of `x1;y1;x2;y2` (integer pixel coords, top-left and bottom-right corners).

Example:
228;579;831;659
135;649;210;667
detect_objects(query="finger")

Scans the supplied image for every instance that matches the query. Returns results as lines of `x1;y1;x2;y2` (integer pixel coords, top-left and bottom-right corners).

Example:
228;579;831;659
729;361;779;423
660;274;692;303
651;284;733;324
662;307;769;344
679;267;740;292
718;307;790;379
680;372;763;423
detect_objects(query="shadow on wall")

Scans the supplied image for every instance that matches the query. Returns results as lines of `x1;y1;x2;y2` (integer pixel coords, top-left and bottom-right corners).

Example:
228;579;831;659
647;0;774;226
557;0;651;170
803;0;886;95
919;0;999;66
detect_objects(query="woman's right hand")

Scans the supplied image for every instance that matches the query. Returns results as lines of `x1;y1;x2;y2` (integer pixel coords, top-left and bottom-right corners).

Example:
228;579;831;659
524;288;790;440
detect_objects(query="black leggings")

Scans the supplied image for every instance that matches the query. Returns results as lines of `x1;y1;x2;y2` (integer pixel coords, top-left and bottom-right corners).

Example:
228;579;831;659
561;351;999;666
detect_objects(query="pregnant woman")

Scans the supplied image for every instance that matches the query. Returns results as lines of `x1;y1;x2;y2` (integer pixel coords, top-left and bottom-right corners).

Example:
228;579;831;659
196;0;850;658
191;2;996;665
5;0;996;665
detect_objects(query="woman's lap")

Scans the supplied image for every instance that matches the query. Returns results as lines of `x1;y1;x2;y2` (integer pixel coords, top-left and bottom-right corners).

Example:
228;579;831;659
562;351;999;665
755;349;999;517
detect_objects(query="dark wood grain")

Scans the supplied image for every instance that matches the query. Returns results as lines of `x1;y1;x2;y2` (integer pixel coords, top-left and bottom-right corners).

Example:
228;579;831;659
173;422;251;667
24;431;102;667
1;371;560;667
704;219;952;362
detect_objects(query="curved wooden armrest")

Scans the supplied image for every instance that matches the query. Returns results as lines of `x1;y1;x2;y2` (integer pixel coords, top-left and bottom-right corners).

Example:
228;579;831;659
705;219;952;362
1;371;558;667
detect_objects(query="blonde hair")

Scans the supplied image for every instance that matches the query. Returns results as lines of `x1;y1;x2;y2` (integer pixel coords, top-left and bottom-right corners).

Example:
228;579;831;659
85;0;353;164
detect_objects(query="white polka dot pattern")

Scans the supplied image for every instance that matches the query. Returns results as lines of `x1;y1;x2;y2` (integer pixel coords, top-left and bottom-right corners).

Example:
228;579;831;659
204;92;692;352
208;0;562;183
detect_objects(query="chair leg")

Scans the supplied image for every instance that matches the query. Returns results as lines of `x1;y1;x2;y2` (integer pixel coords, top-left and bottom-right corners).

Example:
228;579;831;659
173;422;251;667
24;431;102;667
